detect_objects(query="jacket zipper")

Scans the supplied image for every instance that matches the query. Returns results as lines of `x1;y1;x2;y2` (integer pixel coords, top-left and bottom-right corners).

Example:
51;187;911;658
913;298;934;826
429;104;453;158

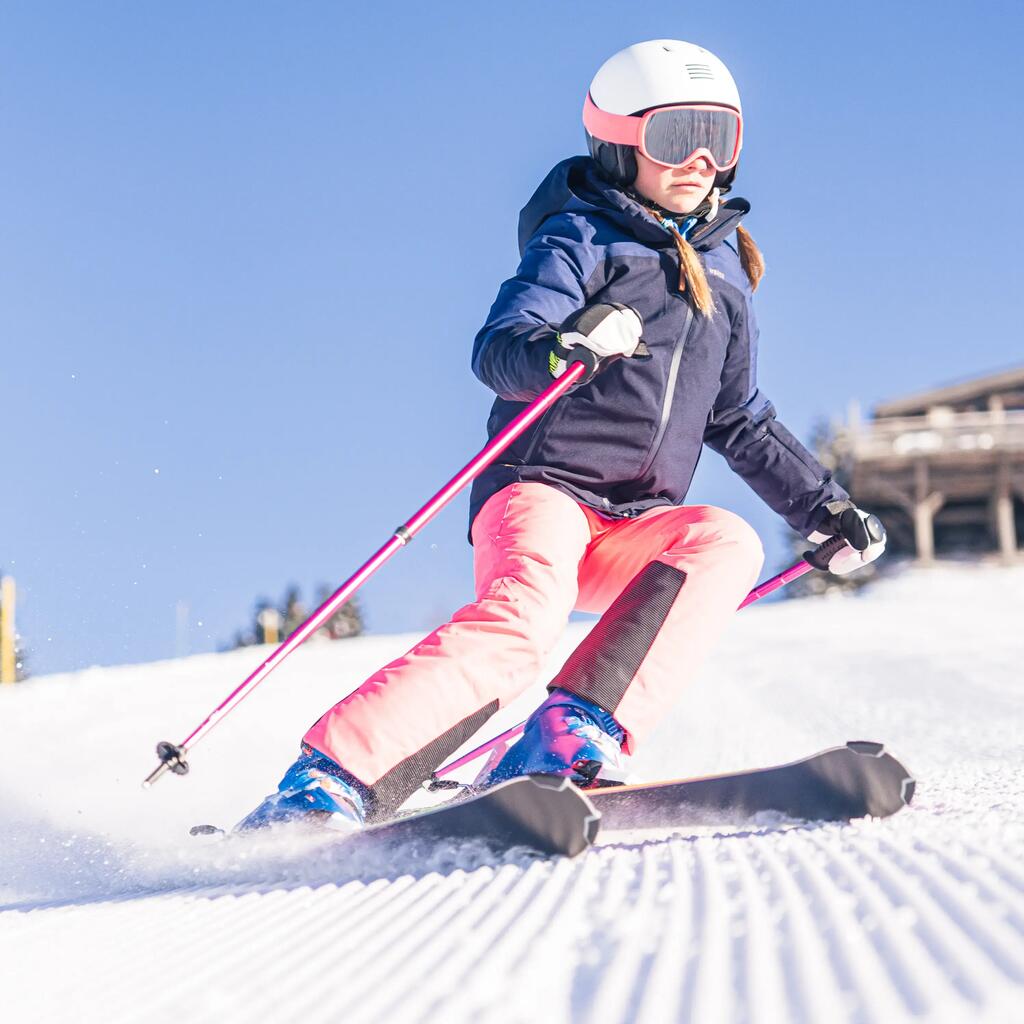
520;397;568;465
633;302;694;482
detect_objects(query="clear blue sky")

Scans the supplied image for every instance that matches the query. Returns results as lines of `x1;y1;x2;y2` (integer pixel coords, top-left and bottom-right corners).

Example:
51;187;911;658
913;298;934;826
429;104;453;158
4;1;1022;675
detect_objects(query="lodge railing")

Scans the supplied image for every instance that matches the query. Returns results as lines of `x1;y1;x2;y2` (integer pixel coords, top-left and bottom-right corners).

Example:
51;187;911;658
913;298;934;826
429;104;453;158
847;410;1024;460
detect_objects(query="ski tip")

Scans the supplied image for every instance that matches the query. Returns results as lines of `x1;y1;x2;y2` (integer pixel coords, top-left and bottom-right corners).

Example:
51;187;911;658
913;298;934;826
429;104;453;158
531;775;602;852
189;824;225;837
846;740;886;757
846;741;917;814
524;774;575;794
901;776;917;806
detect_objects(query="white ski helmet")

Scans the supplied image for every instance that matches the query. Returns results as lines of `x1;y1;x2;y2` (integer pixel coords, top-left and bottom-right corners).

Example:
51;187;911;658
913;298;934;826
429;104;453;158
584;39;743;189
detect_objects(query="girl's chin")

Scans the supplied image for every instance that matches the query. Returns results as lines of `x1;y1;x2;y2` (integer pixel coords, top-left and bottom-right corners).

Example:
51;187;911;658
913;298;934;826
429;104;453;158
656;194;702;214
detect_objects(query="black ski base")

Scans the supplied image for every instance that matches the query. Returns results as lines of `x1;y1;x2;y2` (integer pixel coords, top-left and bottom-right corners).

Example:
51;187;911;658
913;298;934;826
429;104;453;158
361;774;600;857
590;740;915;830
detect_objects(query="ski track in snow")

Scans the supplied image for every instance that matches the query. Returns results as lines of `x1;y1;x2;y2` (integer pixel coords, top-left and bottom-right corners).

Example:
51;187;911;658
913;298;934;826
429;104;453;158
1;564;1022;1023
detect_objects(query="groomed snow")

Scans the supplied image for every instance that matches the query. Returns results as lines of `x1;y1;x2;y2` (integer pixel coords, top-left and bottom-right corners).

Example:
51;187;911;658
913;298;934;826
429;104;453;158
1;563;1022;1023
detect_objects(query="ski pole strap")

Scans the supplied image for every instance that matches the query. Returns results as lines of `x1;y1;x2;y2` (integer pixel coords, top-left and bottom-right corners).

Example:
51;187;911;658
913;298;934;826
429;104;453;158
802;534;849;572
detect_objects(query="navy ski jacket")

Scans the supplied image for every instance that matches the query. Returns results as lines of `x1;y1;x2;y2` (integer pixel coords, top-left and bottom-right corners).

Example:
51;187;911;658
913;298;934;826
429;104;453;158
468;156;848;539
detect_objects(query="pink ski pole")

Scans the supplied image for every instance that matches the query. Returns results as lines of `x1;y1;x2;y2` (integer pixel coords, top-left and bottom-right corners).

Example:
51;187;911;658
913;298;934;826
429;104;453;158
142;362;588;788
431;533;849;784
737;534;845;608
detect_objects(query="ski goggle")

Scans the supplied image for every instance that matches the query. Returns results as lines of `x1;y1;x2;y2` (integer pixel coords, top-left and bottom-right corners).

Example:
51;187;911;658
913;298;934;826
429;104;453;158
583;94;743;171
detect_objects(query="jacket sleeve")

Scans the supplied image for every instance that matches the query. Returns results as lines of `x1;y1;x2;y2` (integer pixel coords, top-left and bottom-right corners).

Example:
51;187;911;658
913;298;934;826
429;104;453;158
703;277;850;538
471;214;599;402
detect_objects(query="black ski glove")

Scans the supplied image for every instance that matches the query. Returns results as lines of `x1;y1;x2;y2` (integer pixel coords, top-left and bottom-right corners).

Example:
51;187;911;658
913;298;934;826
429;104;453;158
807;499;887;575
549;302;650;384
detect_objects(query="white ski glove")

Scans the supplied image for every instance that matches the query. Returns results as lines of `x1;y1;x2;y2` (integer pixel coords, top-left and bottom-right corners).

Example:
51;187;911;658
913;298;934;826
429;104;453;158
549;302;649;383
808;500;887;575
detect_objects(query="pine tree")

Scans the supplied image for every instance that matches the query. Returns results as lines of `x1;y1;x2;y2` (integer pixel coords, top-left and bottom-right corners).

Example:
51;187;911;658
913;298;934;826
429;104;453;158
228;584;363;649
315;584;364;639
281;586;307;639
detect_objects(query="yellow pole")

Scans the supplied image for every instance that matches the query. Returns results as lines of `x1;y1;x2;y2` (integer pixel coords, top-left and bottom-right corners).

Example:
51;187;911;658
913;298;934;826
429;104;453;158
257;607;280;645
0;576;15;684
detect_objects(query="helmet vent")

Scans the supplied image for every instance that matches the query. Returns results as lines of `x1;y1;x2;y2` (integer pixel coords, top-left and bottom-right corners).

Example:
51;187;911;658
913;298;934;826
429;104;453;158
685;63;715;80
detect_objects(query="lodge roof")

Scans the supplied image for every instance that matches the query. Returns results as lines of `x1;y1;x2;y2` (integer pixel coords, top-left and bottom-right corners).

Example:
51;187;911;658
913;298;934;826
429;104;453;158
874;365;1024;418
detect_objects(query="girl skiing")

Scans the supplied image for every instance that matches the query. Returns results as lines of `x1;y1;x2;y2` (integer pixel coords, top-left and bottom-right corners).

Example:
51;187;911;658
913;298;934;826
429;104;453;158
239;39;885;831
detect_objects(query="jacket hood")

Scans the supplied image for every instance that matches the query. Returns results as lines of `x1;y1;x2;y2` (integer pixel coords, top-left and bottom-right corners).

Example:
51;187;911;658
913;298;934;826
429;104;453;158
517;156;749;259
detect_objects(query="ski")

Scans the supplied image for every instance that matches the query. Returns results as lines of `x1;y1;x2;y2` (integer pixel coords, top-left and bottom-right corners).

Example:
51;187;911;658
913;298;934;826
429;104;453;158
588;741;915;829
192;743;912;855
192;774;601;858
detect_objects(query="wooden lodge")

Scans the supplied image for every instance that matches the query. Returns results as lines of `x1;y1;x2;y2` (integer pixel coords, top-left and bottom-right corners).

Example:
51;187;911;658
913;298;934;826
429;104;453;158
840;366;1024;563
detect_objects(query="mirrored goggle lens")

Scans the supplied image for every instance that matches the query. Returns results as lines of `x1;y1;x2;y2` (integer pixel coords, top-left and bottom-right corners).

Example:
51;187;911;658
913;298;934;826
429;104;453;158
643;107;739;168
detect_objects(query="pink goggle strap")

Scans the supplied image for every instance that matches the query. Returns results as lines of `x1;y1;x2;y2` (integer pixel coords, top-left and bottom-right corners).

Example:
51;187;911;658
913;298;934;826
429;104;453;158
582;93;642;146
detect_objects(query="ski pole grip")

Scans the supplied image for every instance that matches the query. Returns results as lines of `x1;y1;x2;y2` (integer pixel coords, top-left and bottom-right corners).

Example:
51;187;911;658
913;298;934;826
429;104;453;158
802;534;849;572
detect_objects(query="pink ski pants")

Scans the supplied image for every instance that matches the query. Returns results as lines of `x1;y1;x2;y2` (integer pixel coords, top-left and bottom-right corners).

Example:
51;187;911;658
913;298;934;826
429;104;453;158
304;482;763;808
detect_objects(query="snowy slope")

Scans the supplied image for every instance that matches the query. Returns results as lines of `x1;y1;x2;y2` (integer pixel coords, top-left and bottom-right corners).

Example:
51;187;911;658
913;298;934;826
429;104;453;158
1;564;1022;1023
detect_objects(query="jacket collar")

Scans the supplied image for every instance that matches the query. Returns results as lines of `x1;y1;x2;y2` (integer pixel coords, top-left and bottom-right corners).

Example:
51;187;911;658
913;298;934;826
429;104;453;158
688;198;750;251
517;156;749;257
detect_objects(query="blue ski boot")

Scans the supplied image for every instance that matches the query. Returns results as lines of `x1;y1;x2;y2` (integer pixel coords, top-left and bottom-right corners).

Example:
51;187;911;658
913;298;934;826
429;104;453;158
234;744;368;833
483;688;628;788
